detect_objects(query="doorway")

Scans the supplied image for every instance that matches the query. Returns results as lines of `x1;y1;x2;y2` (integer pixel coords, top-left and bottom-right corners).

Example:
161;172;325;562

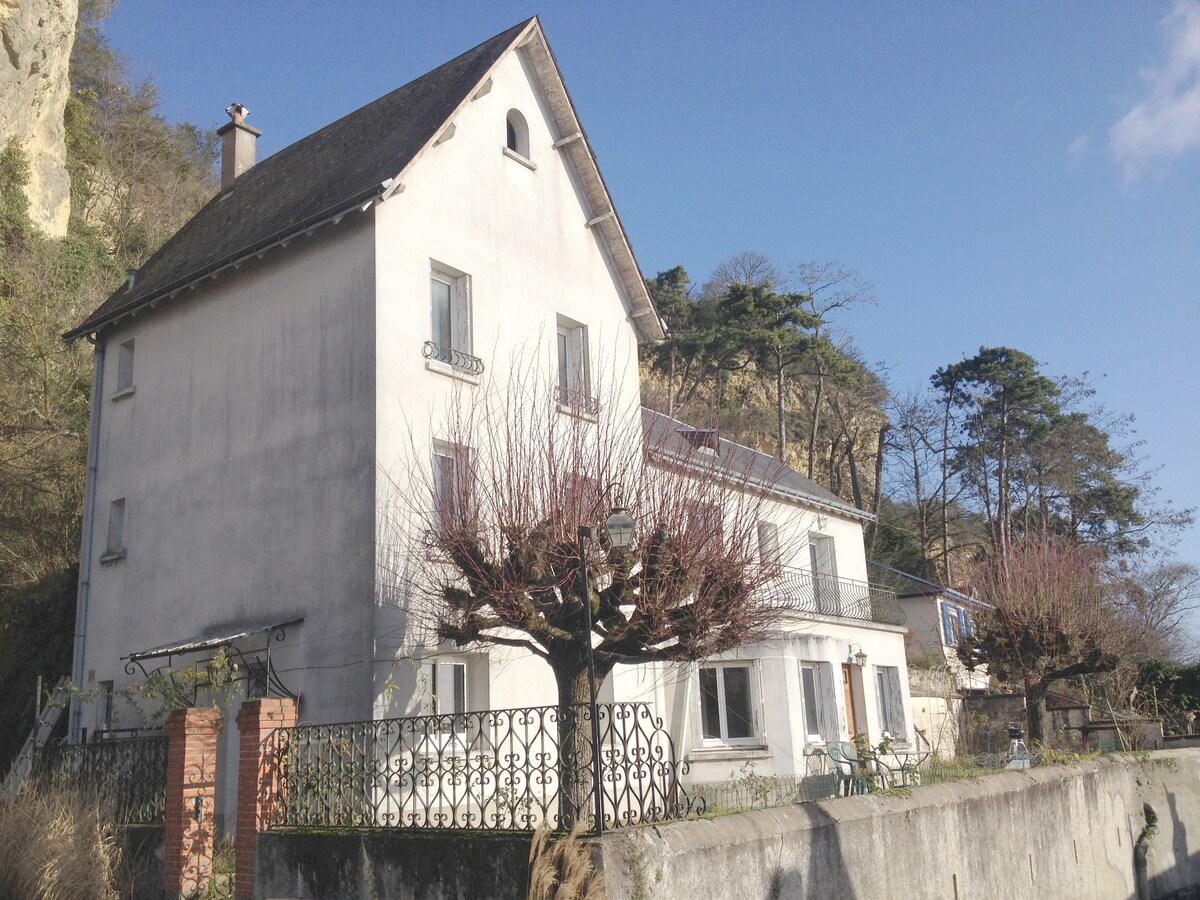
842;664;860;737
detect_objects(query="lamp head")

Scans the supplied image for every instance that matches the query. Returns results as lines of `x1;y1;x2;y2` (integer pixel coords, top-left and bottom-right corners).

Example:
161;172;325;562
604;506;636;550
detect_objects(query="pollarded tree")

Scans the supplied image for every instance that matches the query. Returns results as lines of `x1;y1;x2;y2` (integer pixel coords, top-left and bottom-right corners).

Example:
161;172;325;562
382;374;784;821
957;533;1139;743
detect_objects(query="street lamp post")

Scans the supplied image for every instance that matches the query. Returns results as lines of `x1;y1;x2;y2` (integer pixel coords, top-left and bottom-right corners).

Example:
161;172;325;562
577;505;636;835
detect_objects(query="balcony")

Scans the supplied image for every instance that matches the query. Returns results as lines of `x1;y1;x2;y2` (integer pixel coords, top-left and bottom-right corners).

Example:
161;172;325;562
760;567;905;626
555;385;600;417
423;341;485;376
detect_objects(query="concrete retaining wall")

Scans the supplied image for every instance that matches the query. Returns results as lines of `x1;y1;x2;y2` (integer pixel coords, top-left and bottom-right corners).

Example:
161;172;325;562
595;749;1200;900
255;831;530;899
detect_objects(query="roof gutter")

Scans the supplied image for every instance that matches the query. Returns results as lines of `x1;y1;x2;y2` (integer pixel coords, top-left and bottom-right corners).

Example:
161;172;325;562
65;183;388;342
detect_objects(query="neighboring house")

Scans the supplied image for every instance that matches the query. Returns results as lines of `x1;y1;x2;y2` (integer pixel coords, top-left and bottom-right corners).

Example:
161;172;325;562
64;17;912;826
867;561;991;692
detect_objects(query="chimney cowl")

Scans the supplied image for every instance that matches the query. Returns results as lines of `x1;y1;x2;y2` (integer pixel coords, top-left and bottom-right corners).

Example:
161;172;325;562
126;268;137;292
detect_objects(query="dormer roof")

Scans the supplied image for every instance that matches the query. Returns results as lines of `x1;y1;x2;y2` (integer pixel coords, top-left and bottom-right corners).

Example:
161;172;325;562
67;18;662;344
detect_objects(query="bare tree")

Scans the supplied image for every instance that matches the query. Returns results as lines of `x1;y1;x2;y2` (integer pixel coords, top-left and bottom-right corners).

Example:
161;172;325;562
958;534;1140;743
381;372;783;820
1113;558;1200;661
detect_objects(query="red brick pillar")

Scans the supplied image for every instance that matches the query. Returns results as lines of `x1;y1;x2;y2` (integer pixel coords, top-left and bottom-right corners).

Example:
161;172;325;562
235;698;298;900
164;707;223;899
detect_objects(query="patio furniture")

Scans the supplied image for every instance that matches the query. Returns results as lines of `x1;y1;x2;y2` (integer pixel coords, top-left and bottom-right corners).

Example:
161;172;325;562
827;742;875;795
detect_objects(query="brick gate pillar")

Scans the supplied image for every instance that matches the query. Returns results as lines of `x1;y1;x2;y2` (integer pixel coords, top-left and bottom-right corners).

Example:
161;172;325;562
164;706;223;899
235;698;298;900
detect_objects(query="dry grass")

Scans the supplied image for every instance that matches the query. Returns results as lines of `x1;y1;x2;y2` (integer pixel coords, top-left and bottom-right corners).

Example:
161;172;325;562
528;824;604;900
0;780;123;900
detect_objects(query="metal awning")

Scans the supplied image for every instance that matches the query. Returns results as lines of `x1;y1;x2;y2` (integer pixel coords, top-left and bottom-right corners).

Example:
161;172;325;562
123;617;302;663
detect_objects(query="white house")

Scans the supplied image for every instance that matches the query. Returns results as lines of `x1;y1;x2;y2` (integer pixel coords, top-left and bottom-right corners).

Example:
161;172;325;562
65;18;912;825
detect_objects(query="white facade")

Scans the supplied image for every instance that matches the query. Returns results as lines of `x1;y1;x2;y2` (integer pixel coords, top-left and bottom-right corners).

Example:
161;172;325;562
70;20;912;820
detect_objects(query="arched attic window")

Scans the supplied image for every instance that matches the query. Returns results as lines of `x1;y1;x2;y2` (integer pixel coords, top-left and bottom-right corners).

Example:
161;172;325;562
506;109;530;158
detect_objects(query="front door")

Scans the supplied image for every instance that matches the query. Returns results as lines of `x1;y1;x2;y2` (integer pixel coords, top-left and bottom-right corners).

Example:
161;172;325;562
842;664;859;736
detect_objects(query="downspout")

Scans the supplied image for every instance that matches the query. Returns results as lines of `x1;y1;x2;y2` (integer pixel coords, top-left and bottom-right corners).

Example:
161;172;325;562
70;335;105;740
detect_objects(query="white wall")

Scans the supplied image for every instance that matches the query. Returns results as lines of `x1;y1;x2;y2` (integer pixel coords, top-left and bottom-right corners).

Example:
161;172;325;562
369;46;645;714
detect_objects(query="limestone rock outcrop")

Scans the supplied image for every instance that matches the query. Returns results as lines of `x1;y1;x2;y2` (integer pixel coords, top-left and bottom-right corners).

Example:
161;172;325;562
0;0;76;237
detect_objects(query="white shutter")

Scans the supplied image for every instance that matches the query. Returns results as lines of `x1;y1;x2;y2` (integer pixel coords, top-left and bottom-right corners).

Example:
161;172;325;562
754;659;767;743
886;668;907;739
452;276;472;354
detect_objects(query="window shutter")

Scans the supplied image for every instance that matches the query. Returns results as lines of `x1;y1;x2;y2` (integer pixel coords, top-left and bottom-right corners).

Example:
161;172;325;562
757;522;781;574
816;663;836;743
453;277;472;354
886;668;907;739
941;603;955;646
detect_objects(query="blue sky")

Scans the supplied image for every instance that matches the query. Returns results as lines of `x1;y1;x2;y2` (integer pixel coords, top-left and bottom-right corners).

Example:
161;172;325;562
102;2;1200;573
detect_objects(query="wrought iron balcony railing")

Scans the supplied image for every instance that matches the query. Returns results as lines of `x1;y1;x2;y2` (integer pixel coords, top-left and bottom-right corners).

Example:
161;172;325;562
760;566;905;626
555;385;600;416
423;340;485;375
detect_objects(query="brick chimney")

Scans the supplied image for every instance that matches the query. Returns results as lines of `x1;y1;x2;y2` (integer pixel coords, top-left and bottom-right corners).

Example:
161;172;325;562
216;103;260;190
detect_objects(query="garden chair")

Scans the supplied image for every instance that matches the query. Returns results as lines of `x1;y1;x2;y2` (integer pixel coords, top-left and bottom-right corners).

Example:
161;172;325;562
827;742;873;796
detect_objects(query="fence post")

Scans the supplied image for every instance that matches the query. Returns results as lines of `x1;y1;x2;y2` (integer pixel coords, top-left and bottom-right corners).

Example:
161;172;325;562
164;707;223;899
235;698;297;900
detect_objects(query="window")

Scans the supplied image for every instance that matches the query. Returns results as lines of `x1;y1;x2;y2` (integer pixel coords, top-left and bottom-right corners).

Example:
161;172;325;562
679;429;719;453
427;265;477;373
420;659;467;732
875;665;907;739
799;662;834;743
757;521;781;575
940;603;973;647
432;443;470;533
685;500;723;556
97;681;114;733
114;339;135;396
505;109;529;158
555;315;595;413
103;498;126;559
808;534;838;614
699;664;756;743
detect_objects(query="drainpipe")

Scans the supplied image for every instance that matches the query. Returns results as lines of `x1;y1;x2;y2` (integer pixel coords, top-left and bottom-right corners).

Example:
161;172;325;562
70;335;105;740
1134;801;1158;900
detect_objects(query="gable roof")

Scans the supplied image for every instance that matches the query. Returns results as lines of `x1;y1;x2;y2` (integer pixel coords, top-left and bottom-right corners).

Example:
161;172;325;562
67;18;662;343
641;408;873;522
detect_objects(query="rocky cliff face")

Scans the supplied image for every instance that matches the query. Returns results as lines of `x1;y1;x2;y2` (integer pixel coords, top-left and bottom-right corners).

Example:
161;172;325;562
0;0;75;237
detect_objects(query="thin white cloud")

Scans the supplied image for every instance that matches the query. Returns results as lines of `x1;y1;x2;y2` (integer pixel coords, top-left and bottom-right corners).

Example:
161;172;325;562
1067;133;1091;156
1110;0;1200;179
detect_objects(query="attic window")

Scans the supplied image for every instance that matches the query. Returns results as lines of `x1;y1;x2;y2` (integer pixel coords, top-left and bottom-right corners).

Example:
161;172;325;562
680;429;719;453
506;109;528;156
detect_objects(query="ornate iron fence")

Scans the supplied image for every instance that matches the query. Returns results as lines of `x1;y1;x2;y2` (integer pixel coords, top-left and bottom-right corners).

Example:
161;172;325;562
37;732;168;825
262;702;698;833
762;567;906;626
422;340;485;375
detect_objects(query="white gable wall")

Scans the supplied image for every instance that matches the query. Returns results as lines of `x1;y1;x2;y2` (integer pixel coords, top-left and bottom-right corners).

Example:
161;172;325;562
370;47;644;714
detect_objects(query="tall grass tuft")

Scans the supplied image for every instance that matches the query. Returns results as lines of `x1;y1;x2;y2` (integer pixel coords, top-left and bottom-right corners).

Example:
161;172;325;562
0;780;123;900
528;824;604;900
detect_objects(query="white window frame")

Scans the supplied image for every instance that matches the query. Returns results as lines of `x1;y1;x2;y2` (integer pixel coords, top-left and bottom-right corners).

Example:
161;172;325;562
431;442;470;534
505;108;530;159
418;657;469;739
113;339;135;398
698;663;759;746
808;533;838;614
555;315;593;413
798;661;831;743
428;263;473;371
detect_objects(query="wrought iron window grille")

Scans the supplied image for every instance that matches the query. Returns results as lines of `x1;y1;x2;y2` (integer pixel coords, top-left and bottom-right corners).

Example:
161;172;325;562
555;385;600;417
423;341;485;376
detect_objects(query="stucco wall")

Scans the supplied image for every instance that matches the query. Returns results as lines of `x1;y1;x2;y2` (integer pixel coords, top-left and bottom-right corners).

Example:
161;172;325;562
596;749;1200;900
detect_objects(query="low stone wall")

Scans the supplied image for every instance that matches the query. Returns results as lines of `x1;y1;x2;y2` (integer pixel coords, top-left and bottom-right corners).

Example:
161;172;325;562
255;830;530;899
595;749;1200;900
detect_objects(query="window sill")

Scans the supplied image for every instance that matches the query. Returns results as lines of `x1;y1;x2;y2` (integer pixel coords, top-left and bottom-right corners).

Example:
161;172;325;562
425;360;480;385
110;387;135;402
99;550;126;565
687;745;770;763
502;147;536;170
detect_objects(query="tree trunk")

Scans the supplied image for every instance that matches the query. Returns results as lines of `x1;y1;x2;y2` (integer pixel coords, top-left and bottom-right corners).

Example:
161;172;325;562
1025;680;1048;745
550;654;614;831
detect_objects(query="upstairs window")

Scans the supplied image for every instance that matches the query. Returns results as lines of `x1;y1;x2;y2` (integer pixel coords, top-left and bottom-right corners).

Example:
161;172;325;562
757;521;781;575
114;339;135;398
102;498;126;561
555;316;596;414
808;533;838;614
432;442;471;534
505;109;529;158
425;264;481;375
